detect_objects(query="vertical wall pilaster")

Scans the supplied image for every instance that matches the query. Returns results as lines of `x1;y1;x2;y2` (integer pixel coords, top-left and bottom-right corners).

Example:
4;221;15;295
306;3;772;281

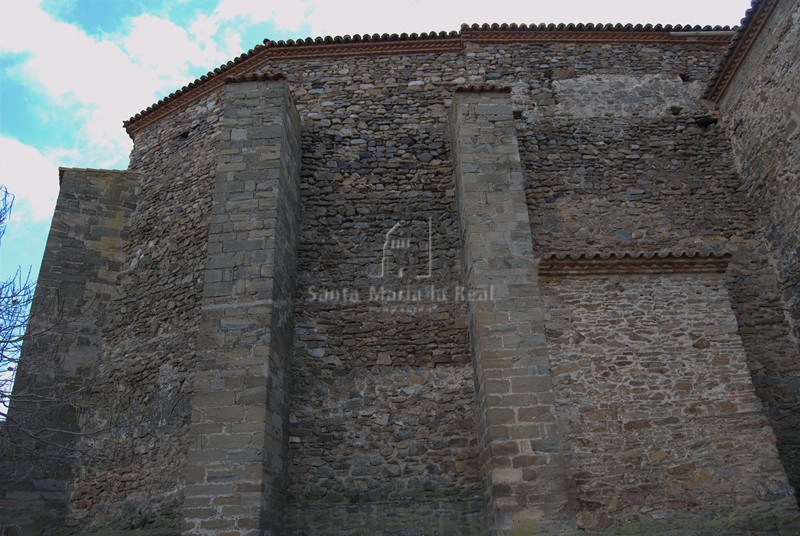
182;78;301;536
450;90;572;534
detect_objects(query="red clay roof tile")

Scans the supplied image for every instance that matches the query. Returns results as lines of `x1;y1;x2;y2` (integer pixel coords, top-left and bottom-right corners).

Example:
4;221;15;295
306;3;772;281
123;23;738;137
706;0;778;102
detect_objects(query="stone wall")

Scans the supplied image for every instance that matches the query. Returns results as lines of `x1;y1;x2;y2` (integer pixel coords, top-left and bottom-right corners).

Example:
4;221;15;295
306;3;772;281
64;93;222;531
518;74;740;255
543;268;798;532
258;53;485;532
0;168;137;535
518;62;800;497
257;40;743;533
719;0;800;489
182;78;301;535
5;20;800;535
461;41;724;104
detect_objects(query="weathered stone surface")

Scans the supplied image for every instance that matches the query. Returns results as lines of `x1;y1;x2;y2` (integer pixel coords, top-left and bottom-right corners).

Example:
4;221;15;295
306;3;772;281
278;52;482;532
451;90;571;534
0;168;137;534
179;79;301;535
54;93;223;532
4;5;800;534
517;45;800;500
543;272;798;532
720;0;800;492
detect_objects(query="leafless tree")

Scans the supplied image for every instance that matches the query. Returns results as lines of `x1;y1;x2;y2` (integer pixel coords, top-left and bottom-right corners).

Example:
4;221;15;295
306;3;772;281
0;185;34;422
0;184;85;491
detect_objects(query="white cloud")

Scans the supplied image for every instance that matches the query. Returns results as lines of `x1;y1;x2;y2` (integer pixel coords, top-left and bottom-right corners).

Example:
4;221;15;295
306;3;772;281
1;4;138;169
213;0;311;31
0;1;253;177
0;1;326;232
124;15;202;77
0;136;59;222
123;14;234;81
303;0;749;37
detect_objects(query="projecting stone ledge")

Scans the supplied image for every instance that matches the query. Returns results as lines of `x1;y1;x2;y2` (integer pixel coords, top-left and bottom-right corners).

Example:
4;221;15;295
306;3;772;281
539;250;731;276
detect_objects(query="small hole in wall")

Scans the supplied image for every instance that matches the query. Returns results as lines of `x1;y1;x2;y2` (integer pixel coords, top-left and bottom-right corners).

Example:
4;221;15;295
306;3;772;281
175;130;190;140
694;115;718;128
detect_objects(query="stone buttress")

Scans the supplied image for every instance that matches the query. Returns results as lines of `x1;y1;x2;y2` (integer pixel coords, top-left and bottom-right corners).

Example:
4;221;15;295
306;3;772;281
450;89;573;534
0;168;137;533
181;78;301;535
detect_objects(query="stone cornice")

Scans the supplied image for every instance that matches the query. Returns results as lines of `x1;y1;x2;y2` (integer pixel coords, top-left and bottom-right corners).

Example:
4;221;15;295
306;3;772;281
123;25;735;138
538;251;731;276
705;0;779;102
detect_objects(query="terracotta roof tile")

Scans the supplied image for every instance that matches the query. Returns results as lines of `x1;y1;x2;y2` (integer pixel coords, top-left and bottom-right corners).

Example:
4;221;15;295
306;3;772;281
262;30;460;46
462;22;734;32
539;251;731;276
124;23;736;136
224;72;286;84
706;0;778;102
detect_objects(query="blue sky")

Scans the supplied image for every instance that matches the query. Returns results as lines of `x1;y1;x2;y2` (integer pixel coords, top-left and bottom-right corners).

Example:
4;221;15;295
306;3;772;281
0;0;751;286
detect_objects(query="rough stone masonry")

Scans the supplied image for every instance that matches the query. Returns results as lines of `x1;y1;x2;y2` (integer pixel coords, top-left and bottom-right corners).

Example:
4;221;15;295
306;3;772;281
2;0;800;534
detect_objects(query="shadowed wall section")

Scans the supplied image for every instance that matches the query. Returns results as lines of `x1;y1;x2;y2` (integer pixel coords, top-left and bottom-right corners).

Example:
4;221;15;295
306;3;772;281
717;0;800;491
0;168;137;535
